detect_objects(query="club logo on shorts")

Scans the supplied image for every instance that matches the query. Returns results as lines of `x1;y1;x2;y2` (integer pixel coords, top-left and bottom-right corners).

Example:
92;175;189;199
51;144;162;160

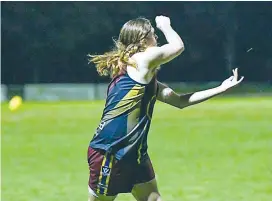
102;166;111;176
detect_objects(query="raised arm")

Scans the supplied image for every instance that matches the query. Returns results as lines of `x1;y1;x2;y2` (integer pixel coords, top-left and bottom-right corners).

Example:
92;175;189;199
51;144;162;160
157;68;244;109
139;16;185;69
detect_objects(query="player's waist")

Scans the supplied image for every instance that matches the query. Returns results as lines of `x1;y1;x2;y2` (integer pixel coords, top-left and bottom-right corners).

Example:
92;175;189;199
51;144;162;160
88;144;148;162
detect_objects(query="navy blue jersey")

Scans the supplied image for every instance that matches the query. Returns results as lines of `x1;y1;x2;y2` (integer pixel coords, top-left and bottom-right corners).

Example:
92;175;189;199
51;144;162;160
90;73;158;163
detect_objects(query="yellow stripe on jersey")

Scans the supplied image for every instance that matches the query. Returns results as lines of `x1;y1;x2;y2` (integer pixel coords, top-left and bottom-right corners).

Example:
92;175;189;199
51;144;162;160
103;155;114;195
96;154;107;194
104;84;145;120
146;95;157;120
127;106;141;134
137;123;149;164
137;142;143;164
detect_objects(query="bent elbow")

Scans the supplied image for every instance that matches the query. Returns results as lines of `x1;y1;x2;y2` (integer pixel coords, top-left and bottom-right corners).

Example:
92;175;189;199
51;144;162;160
180;45;185;53
172;43;185;56
177;44;185;54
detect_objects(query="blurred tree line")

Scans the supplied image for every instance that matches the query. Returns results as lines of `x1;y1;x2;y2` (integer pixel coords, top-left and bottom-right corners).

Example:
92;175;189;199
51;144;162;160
1;1;272;84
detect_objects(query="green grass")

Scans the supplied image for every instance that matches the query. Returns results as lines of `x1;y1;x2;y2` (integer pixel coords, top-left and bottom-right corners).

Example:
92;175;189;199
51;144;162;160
1;97;272;201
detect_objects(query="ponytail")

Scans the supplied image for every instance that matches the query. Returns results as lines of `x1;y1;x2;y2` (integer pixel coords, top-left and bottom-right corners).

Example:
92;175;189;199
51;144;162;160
88;39;147;78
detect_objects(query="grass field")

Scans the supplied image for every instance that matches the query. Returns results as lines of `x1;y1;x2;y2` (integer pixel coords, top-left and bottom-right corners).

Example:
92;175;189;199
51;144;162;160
1;97;272;201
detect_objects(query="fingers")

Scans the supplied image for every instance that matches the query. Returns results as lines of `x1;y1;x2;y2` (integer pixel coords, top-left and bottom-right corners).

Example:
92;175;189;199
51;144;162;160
237;76;244;84
227;75;234;81
222;68;244;89
155;16;159;23
156;15;170;19
155;16;171;29
232;68;238;81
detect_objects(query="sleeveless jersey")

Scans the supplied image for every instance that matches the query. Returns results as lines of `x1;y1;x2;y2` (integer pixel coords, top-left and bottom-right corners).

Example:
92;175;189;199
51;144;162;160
89;72;158;163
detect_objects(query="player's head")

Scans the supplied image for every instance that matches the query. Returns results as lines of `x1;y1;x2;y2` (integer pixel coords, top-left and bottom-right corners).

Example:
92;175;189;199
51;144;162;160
118;17;158;48
88;17;157;78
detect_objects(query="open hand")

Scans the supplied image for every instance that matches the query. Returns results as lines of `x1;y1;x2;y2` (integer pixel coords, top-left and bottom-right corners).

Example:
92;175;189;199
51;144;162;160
220;68;244;91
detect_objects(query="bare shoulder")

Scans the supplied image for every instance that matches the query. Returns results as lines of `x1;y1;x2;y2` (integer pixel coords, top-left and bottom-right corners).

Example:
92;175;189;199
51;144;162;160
128;51;157;84
131;47;161;68
131;51;150;70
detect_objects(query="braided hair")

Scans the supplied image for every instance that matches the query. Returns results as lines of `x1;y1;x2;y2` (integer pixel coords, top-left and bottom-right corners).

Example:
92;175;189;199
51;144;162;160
88;17;153;78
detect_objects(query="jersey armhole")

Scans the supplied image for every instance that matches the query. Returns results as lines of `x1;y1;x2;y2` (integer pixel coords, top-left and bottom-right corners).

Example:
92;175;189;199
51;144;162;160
126;70;150;86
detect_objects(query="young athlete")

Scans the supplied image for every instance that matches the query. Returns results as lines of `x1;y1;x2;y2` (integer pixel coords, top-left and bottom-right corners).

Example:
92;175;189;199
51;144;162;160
87;16;244;201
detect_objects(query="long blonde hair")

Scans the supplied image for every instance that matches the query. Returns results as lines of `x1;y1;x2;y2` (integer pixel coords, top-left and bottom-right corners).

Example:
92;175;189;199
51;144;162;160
88;18;153;78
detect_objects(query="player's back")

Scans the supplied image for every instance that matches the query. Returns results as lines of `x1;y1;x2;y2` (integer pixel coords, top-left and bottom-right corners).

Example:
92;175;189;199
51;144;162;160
90;72;158;162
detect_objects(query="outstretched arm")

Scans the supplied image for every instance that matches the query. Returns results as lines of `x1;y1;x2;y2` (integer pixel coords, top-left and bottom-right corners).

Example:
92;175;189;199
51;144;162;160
157;68;244;109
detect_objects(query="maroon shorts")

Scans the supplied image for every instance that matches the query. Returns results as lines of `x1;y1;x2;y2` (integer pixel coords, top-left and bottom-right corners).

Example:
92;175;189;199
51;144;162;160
87;147;155;196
